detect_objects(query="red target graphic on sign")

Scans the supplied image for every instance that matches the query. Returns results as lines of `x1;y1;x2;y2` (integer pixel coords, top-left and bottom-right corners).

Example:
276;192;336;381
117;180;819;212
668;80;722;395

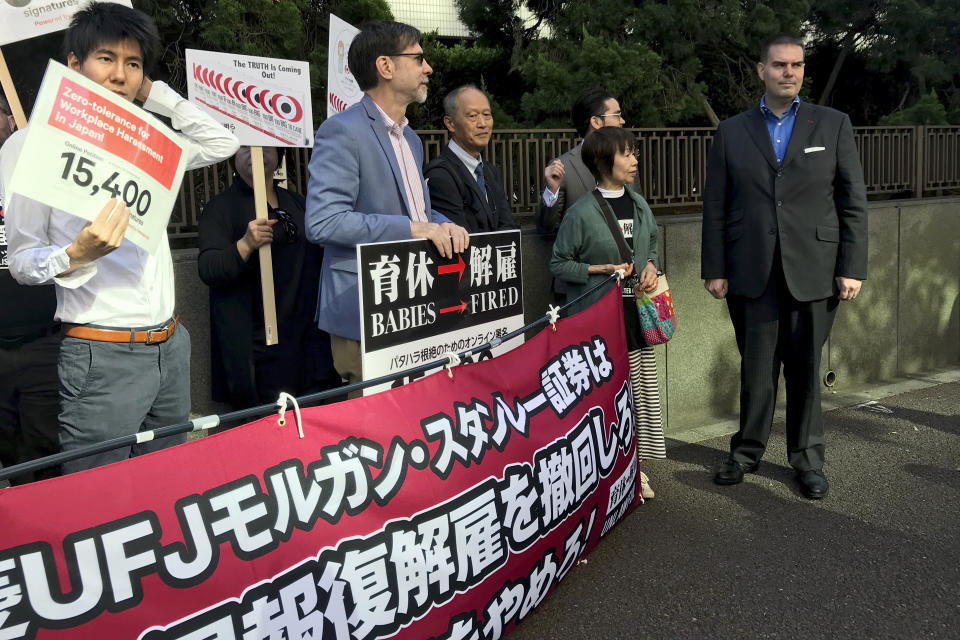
190;63;305;124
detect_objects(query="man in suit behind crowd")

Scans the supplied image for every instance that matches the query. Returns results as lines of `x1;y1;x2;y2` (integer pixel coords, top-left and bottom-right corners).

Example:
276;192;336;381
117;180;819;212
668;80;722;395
305;21;469;386
537;87;643;302
537;86;642;235
425;85;517;233
701;33;868;499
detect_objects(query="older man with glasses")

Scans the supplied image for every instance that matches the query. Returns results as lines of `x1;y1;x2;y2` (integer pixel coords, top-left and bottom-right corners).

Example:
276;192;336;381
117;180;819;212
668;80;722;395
305;21;469;389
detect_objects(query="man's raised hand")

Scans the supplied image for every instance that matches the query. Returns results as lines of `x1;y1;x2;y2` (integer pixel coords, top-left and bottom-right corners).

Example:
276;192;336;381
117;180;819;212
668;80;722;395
544;158;564;194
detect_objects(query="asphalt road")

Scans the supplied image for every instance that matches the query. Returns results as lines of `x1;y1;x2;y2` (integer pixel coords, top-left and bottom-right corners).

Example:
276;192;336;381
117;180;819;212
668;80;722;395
509;380;960;640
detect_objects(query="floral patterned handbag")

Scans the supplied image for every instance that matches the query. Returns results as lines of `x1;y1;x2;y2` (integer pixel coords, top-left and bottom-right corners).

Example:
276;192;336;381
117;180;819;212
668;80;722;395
633;275;676;345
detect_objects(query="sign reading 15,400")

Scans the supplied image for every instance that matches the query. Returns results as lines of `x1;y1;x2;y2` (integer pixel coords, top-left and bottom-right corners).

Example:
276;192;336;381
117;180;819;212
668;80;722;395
59;151;152;216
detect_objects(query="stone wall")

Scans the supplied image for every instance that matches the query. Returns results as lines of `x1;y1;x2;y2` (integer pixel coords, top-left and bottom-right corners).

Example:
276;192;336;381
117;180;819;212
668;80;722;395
176;198;960;434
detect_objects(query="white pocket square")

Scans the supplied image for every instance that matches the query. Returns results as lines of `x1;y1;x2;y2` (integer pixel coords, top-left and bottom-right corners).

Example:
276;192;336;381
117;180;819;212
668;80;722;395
804;146;825;153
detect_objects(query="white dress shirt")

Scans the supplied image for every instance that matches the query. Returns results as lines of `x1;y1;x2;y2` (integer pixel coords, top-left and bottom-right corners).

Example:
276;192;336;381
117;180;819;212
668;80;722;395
0;81;239;327
448;139;482;178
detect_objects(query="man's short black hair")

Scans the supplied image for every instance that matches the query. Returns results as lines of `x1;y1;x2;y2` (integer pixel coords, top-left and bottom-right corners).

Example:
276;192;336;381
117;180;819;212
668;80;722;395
571;86;616;138
581;126;636;183
348;21;422;92
0;92;10;117
62;1;160;73
759;33;805;63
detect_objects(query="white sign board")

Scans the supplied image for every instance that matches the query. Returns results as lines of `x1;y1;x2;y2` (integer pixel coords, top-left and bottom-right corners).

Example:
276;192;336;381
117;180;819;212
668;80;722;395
6;61;187;254
185;49;312;147
0;0;132;46
358;231;526;395
326;13;362;117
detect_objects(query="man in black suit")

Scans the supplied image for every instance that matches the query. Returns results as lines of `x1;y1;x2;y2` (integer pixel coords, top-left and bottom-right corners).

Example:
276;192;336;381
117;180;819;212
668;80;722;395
701;33;868;499
425;85;517;233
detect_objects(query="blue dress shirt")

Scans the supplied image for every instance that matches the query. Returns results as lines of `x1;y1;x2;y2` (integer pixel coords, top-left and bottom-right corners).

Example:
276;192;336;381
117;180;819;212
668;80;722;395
760;95;800;166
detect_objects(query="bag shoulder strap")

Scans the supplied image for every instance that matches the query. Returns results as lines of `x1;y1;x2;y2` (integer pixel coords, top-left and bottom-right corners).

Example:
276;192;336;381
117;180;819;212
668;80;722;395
591;190;632;264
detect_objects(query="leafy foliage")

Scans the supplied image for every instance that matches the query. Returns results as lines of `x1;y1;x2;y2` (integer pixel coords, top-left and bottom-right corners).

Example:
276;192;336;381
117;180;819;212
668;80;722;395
4;0;952;127
879;91;949;125
133;0;393;124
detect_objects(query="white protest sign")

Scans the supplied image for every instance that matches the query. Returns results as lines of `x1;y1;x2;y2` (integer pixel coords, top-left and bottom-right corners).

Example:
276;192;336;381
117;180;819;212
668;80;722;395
0;0;132;46
327;13;362;117
358;231;526;395
6;60;187;254
185;49;312;147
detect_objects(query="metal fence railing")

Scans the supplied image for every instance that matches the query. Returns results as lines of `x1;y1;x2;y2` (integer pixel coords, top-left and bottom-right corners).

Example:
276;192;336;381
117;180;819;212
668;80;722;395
167;125;960;244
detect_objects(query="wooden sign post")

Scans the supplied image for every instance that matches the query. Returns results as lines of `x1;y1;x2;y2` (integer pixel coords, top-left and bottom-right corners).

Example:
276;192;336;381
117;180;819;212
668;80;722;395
183;48;315;347
0;49;27;128
250;146;279;346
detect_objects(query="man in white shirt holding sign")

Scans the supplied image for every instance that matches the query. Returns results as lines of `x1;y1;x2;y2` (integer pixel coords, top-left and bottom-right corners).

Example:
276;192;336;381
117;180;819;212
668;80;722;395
0;2;239;473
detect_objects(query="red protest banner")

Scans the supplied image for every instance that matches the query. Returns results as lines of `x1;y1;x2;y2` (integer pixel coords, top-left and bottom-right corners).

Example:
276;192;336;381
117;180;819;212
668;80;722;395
0;287;641;640
46;76;183;189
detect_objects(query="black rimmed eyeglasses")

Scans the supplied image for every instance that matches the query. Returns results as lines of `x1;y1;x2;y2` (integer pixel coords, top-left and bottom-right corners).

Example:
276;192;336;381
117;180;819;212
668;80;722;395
389;52;426;65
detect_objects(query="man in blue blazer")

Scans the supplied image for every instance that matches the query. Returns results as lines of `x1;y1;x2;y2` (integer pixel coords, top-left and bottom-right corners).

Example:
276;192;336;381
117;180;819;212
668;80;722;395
306;22;469;385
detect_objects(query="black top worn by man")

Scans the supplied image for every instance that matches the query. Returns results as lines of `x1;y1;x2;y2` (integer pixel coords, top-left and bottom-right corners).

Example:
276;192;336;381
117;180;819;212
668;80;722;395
0;93;60;484
425;85;517;233
701;34;868;499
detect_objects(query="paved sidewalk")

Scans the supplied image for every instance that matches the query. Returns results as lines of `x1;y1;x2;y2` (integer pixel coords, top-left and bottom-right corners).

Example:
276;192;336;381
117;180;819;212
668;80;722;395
510;376;960;640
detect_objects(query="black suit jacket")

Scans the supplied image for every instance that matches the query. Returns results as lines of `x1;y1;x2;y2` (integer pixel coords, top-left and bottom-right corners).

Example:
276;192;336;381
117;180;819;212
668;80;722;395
701;102;868;301
425;145;517;233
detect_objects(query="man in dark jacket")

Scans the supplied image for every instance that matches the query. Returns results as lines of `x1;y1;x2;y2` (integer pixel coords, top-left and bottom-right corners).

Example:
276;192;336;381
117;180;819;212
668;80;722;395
701;33;868;499
425;85;517;233
0;93;60;484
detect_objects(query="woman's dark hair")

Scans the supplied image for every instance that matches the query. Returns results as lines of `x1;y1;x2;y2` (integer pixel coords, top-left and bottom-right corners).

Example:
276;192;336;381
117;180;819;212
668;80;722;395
581;126;636;182
62;1;160;73
348;21;422;92
571;86;616;138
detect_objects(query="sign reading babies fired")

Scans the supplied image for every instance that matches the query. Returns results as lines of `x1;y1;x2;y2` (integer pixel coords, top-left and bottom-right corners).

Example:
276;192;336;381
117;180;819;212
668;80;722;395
0;0;131;45
326;13;362;117
358;230;525;395
6;61;187;254
186;49;313;147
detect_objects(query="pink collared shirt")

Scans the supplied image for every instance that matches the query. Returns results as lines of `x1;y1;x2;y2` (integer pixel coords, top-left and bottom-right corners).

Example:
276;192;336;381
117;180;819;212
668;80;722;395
373;103;428;223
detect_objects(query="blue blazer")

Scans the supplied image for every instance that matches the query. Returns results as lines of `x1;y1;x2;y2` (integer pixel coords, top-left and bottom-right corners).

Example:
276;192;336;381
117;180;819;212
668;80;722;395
306;94;449;340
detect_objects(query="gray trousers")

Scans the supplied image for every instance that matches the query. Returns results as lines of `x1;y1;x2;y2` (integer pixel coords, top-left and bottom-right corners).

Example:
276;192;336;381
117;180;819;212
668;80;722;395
58;325;191;474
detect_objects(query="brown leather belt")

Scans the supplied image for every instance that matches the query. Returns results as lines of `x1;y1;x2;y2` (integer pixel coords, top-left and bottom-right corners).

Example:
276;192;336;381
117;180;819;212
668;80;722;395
63;317;177;344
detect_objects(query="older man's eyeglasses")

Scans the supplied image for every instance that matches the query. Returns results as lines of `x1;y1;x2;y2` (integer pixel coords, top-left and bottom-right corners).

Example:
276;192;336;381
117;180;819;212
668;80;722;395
389;52;426;65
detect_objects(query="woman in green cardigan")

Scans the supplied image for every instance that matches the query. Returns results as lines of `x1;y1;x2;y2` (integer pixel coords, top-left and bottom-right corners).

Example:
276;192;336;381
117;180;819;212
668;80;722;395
550;126;666;498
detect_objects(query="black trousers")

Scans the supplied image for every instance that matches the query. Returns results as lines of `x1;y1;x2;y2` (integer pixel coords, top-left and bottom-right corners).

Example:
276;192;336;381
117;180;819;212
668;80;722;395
725;261;838;472
0;332;62;484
